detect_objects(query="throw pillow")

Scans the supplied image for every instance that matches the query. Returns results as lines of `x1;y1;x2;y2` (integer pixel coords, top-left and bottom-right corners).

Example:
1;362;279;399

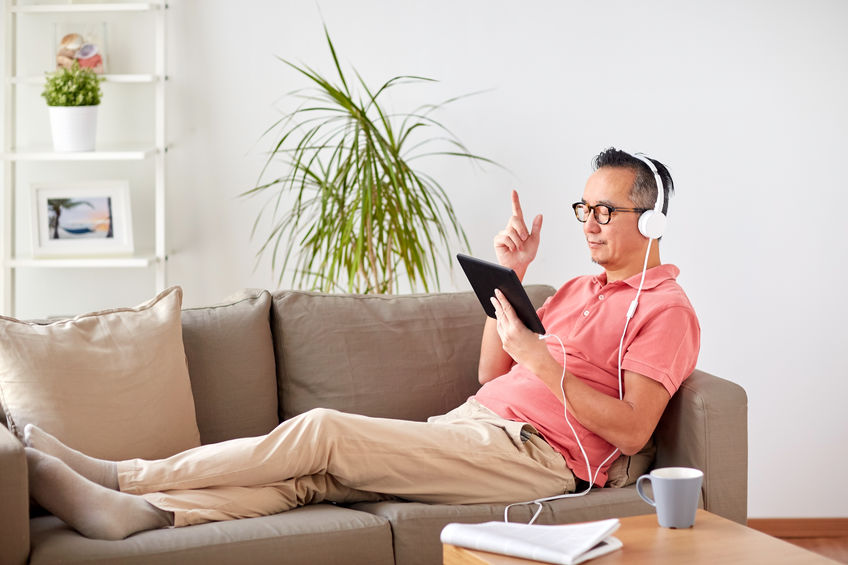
0;286;200;461
182;290;278;444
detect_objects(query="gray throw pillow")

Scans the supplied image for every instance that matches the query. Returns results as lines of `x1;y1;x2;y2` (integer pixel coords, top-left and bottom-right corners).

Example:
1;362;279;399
182;290;279;444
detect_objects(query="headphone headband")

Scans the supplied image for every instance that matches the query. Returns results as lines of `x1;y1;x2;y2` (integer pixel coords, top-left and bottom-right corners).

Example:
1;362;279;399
631;152;665;215
630;152;667;239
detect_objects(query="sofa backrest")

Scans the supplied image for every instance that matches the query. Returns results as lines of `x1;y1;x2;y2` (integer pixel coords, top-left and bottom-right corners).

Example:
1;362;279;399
270;286;556;423
655;368;749;523
2;286;554;437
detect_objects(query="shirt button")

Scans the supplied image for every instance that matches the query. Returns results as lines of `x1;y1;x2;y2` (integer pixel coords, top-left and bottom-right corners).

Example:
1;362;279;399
598;294;605;300
583;310;590;317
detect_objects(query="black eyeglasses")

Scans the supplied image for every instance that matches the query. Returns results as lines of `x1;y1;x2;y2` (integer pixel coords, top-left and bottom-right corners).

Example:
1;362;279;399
571;202;649;225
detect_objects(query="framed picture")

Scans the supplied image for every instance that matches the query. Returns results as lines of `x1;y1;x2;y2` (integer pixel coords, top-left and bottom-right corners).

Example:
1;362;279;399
31;181;134;258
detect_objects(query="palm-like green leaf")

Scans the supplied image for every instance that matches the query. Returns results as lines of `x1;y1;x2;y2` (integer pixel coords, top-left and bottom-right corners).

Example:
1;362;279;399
243;26;495;294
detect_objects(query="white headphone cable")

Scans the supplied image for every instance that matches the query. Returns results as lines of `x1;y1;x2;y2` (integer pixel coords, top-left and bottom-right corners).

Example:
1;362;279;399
504;237;655;525
618;237;654;397
504;331;621;524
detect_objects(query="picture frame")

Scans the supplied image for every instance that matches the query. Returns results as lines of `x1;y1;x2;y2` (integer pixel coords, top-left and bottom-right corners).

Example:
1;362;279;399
31;180;134;258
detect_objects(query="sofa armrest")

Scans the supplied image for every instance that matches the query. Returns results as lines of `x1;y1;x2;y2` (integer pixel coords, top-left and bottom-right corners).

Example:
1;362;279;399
654;369;748;524
0;424;29;565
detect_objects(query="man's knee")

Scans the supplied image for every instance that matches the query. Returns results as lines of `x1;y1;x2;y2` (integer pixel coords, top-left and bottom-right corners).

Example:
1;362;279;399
304;407;338;419
281;408;369;446
299;407;346;430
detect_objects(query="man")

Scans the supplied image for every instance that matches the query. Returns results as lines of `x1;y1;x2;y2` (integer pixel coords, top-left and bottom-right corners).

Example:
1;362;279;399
479;148;699;488
23;147;699;540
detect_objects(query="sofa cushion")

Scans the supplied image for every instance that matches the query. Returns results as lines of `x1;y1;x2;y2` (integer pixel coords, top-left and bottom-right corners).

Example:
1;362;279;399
353;486;659;565
0;286;200;461
270;286;555;422
182;290;278;444
29;504;394;565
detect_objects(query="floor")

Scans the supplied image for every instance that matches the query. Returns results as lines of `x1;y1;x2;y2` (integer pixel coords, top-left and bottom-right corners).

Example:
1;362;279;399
782;537;848;563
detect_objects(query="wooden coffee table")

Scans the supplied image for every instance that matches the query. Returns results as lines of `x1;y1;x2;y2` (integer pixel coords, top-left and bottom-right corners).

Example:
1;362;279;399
443;510;838;564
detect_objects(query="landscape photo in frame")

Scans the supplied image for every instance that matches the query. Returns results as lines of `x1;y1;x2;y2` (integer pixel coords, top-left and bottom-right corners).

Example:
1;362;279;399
31;181;134;258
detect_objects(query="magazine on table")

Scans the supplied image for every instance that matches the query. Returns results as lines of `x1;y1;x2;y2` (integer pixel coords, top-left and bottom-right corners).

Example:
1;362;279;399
440;518;622;565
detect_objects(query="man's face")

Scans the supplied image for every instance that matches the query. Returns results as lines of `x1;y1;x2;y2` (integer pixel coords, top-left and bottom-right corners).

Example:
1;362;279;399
580;167;648;273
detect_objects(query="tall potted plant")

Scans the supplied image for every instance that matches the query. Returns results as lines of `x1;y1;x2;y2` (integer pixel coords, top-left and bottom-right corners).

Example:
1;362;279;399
41;61;103;152
244;28;494;294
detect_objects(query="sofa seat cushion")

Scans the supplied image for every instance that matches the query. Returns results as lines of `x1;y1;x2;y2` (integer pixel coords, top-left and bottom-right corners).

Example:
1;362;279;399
271;286;555;421
353;486;658;565
29;504;394;565
181;290;278;444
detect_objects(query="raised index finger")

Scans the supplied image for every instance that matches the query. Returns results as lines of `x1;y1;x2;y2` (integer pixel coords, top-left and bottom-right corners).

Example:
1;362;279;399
511;190;525;221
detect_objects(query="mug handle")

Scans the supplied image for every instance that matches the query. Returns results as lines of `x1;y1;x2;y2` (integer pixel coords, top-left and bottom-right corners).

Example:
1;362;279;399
636;474;655;507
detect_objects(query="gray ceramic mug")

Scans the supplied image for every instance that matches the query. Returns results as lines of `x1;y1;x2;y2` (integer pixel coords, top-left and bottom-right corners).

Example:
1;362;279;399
636;467;703;528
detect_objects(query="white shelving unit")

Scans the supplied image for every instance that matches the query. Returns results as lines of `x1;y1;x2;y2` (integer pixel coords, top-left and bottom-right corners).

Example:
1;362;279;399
1;0;168;316
11;74;158;84
11;2;158;12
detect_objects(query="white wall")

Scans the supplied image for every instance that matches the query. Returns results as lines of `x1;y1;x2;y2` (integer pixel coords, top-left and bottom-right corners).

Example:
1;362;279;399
7;0;848;518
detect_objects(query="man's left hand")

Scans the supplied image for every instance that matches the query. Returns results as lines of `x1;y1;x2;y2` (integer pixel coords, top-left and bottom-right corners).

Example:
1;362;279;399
490;289;552;372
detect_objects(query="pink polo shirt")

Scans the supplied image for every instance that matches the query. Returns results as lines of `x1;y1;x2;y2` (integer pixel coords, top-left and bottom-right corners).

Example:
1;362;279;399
474;264;700;486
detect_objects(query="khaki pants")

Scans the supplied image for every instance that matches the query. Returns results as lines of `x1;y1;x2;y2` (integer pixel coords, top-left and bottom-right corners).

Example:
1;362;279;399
117;399;576;527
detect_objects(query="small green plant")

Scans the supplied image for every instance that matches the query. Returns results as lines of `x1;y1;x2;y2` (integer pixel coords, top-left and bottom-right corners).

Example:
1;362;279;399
41;61;103;106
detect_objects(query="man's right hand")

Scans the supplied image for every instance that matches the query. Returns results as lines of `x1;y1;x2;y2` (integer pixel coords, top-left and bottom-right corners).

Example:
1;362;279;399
493;190;543;280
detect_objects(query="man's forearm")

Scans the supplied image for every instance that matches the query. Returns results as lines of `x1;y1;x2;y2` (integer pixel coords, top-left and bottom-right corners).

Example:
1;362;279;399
524;354;665;456
478;317;514;384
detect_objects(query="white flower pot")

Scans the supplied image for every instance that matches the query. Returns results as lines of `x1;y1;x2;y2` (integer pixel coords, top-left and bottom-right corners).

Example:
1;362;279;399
48;105;99;152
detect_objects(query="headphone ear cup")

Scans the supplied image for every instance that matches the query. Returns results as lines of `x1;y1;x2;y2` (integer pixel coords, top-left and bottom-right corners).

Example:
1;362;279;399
638;210;667;239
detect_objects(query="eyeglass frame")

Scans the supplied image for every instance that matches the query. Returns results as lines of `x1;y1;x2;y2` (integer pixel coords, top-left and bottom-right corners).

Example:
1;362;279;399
571;202;650;225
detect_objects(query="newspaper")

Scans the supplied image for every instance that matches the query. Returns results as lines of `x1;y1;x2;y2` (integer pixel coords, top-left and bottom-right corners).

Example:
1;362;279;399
440;518;622;565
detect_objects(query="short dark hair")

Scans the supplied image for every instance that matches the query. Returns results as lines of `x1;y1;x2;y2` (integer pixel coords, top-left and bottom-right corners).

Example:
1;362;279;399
592;147;674;215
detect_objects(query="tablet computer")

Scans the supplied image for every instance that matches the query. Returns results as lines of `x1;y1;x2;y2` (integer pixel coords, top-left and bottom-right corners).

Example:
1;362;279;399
456;253;546;334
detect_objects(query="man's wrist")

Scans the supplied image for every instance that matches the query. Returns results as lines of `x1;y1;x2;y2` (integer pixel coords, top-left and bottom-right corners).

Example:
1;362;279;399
526;344;561;380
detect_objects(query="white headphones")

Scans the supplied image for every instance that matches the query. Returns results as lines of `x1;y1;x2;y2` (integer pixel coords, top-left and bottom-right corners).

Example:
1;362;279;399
631;153;667;240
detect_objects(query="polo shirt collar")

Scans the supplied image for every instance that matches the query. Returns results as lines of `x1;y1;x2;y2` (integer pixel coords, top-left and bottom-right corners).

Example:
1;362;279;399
593;264;680;290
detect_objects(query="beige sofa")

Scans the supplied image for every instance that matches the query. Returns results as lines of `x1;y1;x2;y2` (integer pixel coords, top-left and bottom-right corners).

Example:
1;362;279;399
0;286;748;565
